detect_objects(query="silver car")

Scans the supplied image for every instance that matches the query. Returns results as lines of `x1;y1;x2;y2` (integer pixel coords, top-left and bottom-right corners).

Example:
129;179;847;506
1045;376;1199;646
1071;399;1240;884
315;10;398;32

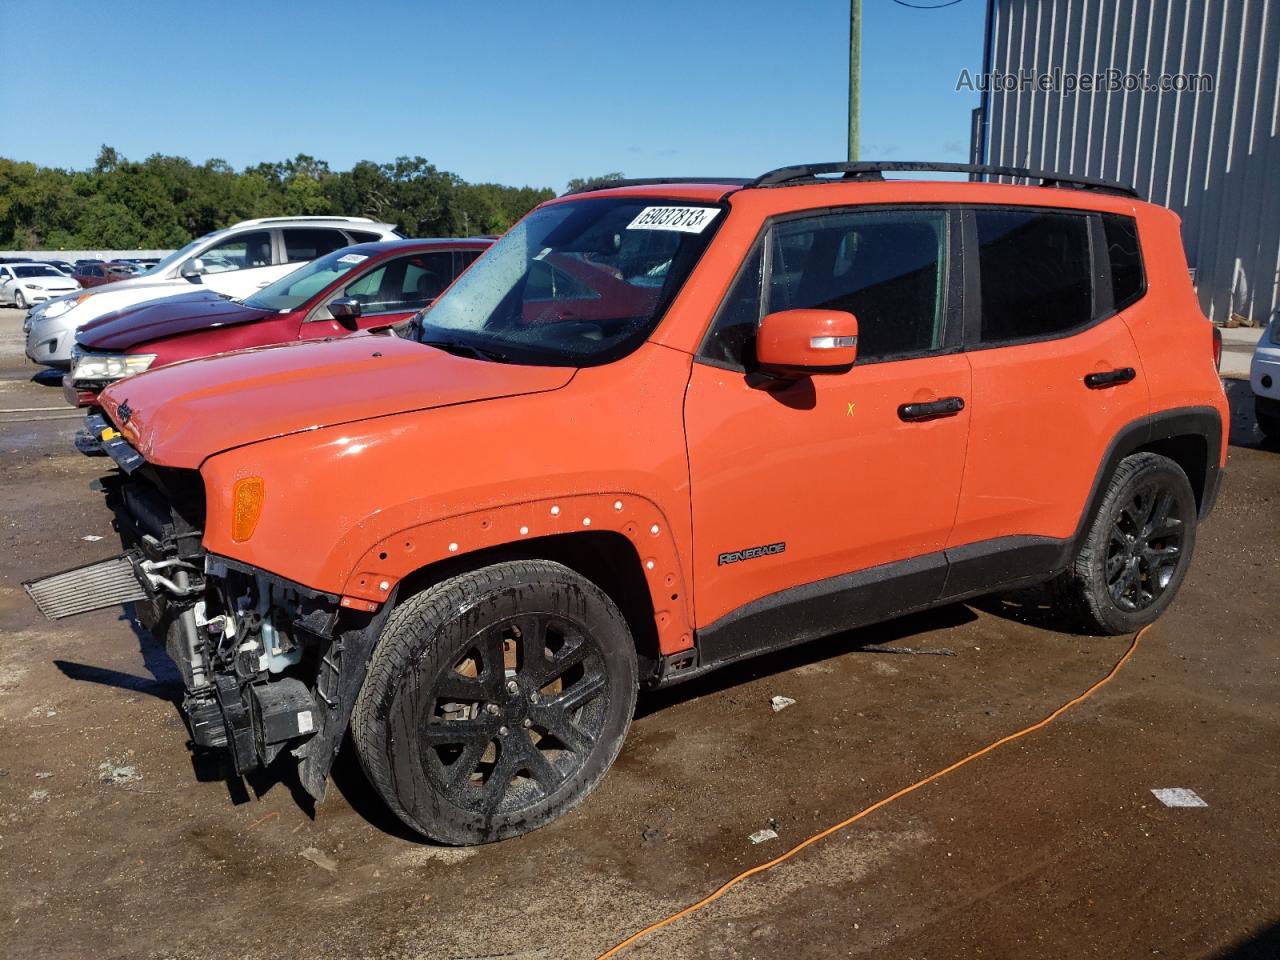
24;216;401;367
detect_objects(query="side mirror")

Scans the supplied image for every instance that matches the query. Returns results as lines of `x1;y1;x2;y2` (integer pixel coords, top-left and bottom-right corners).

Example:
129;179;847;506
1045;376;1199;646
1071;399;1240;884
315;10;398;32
180;258;205;282
328;297;362;331
756;309;858;378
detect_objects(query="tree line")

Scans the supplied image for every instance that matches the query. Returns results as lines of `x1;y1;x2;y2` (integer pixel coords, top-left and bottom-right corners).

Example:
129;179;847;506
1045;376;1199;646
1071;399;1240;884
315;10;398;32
0;146;564;250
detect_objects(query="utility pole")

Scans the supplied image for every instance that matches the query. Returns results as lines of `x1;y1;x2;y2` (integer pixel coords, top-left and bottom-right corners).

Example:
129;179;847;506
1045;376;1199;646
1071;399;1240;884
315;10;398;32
848;0;861;161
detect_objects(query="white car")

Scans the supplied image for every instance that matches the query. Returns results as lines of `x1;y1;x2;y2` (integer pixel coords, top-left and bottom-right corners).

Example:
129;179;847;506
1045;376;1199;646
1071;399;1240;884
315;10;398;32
24;216;401;367
1;262;81;309
1250;310;1280;441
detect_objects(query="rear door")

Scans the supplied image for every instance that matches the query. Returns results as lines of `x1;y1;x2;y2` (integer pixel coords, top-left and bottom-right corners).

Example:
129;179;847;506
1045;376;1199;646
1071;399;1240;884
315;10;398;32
281;227;354;267
685;206;971;640
943;205;1150;591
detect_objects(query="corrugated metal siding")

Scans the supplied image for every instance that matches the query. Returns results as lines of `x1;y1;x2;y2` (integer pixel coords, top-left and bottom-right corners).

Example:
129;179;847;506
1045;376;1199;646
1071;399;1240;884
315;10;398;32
981;0;1280;325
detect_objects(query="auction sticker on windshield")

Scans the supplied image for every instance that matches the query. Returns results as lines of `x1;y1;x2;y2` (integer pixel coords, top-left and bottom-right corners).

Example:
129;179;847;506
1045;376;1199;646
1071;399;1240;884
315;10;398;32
337;253;368;265
626;206;719;233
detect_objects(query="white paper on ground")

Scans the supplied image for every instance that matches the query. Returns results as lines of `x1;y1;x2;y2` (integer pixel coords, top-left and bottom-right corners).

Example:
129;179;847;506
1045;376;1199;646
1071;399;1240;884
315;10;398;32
1151;787;1208;807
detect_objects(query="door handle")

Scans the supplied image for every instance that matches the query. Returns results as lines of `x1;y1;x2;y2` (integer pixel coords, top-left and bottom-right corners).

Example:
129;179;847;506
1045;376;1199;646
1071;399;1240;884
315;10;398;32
1084;367;1136;389
898;396;965;422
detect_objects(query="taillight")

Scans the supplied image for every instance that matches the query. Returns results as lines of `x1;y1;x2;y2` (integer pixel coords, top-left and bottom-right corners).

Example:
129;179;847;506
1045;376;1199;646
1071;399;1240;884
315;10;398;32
1212;326;1222;371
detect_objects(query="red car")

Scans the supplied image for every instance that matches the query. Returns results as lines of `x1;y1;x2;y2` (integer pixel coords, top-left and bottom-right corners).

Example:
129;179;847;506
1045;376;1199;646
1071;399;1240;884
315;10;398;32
73;262;139;287
66;238;491;407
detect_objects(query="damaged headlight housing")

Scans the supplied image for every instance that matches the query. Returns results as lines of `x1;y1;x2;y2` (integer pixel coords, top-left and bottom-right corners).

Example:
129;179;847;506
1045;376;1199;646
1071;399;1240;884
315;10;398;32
71;351;158;382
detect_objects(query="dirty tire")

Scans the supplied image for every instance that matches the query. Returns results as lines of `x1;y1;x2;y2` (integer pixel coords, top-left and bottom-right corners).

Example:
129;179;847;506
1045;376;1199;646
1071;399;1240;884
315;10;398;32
352;559;638;844
1052;452;1198;635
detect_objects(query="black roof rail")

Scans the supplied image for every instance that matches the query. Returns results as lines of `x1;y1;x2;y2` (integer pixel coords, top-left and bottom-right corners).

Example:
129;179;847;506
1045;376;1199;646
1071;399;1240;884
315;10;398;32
750;161;1140;199
560;177;751;197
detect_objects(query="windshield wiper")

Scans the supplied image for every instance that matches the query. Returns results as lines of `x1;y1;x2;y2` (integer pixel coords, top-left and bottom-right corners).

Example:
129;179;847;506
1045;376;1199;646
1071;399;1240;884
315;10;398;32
420;338;511;363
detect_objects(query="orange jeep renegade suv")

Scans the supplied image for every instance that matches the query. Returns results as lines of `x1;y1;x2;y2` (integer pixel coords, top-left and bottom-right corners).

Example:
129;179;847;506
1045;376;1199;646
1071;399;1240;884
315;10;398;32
28;162;1228;844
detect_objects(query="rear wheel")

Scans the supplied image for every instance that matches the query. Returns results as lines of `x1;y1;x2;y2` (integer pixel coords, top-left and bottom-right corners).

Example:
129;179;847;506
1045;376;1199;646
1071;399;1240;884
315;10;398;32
1053;452;1198;634
352;559;638;844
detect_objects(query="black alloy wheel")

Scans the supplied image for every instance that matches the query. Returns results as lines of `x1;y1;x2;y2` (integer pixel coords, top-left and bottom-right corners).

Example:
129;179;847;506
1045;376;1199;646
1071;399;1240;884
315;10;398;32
1104;481;1186;612
1053;451;1199;635
423;612;610;817
353;559;638;844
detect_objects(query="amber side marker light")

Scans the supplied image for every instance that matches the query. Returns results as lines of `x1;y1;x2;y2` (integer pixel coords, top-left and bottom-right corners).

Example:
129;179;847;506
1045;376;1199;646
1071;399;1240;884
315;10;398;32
231;477;265;542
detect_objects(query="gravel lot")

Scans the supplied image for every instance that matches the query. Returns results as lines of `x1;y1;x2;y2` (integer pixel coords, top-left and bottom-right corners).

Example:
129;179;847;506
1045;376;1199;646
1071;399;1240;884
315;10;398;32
0;306;1277;960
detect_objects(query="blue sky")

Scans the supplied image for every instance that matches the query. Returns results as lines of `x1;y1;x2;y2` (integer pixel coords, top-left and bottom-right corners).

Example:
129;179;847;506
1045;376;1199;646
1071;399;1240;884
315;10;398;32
4;0;986;190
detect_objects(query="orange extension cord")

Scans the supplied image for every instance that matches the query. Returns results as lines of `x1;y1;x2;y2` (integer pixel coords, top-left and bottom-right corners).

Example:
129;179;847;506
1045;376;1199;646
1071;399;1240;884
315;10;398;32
597;624;1150;959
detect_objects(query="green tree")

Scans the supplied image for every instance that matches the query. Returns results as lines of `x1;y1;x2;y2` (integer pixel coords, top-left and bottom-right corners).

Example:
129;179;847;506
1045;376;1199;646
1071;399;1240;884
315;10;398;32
0;147;554;250
564;172;625;193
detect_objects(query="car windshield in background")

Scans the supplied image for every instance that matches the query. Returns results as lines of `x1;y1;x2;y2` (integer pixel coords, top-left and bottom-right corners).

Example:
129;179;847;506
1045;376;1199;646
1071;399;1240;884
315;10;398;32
14;265;65;279
242;248;373;312
417;197;722;365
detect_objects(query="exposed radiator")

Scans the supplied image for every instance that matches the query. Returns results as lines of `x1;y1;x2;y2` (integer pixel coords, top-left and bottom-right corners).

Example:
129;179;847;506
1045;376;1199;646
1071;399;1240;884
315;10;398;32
23;554;149;620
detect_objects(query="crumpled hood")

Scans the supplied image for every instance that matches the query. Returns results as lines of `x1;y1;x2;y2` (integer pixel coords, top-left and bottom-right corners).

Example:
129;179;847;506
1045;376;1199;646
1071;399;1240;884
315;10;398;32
99;333;575;468
77;290;264;351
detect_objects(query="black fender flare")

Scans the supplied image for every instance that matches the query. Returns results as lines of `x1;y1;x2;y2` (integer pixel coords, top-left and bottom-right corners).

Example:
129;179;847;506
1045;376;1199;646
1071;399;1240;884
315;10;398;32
1069;406;1224;559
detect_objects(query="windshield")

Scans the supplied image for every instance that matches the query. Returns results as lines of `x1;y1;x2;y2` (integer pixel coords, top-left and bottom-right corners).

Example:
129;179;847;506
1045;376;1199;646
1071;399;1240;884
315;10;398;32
14;265;65;279
242;247;375;311
145;234;215;275
416;197;721;365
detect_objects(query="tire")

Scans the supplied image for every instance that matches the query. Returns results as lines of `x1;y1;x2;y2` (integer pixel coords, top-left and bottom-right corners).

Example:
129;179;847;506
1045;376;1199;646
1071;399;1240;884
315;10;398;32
14;290;26;310
1256;399;1280;442
1052;452;1198;635
352;559;638;844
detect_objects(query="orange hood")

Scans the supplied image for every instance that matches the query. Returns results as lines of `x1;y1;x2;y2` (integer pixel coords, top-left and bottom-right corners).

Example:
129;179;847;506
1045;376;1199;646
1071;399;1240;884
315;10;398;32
99;333;575;468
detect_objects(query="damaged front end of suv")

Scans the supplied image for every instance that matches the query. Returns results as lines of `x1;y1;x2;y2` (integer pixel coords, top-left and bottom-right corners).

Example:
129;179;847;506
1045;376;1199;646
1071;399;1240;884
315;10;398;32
25;411;390;799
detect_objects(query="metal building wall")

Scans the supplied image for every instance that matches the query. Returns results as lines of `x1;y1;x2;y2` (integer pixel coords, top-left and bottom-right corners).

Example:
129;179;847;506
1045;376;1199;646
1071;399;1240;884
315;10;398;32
978;0;1280;325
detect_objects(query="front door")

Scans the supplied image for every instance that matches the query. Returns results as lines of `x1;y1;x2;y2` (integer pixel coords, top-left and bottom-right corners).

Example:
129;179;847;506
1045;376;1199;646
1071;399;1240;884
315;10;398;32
684;206;972;649
302;250;461;338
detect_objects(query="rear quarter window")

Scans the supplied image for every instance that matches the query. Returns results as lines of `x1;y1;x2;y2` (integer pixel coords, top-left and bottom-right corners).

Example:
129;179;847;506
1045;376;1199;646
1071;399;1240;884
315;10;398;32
1102;213;1145;311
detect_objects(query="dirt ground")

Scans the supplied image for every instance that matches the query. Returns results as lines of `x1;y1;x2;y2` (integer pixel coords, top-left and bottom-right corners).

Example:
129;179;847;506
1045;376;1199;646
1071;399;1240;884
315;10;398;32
0;306;1276;960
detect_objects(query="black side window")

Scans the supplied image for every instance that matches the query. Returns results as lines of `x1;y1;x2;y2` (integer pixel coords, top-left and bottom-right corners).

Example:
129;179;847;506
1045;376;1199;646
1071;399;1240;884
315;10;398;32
399;251;456;307
702;209;948;369
770;210;947;361
700;244;763;367
346;230;384;244
974;209;1093;342
342;251;455;314
1102;213;1145;311
284;228;350;263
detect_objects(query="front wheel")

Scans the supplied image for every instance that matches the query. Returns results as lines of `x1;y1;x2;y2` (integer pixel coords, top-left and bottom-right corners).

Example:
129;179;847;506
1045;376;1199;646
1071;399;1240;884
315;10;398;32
352;559;638;844
14;290;26;310
1053;452;1198;634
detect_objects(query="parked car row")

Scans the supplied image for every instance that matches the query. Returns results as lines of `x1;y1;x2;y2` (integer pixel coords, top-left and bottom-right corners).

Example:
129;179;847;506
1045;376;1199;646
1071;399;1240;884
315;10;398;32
21;164;1231;848
23;215;403;366
64;237;490;407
